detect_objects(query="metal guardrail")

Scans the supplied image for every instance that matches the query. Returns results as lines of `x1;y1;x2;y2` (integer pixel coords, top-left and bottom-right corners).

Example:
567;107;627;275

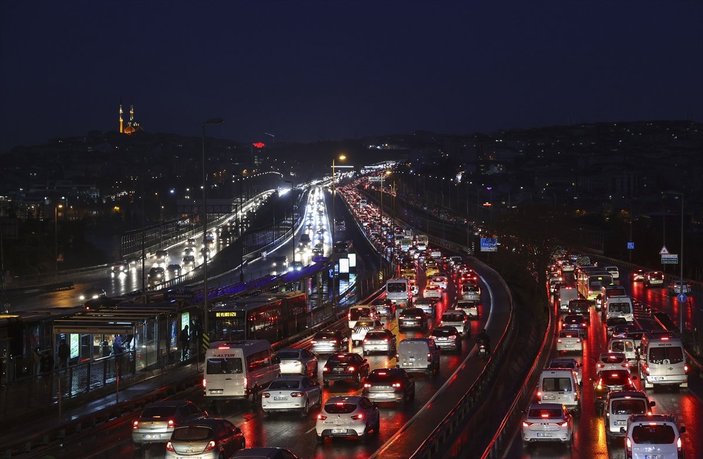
480;293;556;458
408;259;516;459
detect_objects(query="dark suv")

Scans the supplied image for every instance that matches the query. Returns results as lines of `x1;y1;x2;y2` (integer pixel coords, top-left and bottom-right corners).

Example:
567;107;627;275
362;368;415;404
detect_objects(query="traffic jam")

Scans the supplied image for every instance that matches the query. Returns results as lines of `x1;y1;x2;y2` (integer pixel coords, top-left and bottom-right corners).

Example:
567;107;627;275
514;249;699;459
92;183;493;458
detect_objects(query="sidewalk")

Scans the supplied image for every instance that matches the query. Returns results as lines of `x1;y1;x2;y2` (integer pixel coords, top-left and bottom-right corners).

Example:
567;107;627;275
0;362;201;457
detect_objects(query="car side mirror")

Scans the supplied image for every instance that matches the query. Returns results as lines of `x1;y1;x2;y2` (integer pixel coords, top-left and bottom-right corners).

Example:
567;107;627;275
363;358;368;363
630;375;637;380
620;427;626;434
649;401;656;407
202;410;209;417
679;426;686;433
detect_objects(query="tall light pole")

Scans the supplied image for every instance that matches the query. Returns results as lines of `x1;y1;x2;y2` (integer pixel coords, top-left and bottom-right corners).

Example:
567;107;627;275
379;170;391;276
54;203;63;273
331;154;347;306
201;118;223;349
663;191;685;334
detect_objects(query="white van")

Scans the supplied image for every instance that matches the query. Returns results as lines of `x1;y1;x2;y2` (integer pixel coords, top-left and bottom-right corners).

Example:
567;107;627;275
385;278;409;307
606;296;634;323
624;414;686;459
537;369;580;411
558;286;578;313
203;340;280;406
639;335;688;390
348;305;378;329
415;234;429;251
603;391;654;439
396;338;440;376
608;337;639;364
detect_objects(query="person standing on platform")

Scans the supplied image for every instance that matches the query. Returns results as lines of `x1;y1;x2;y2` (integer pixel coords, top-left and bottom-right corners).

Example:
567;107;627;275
58;339;69;368
179;325;190;361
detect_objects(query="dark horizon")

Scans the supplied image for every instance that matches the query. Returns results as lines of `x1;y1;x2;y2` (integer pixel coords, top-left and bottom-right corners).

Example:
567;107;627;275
1;1;702;150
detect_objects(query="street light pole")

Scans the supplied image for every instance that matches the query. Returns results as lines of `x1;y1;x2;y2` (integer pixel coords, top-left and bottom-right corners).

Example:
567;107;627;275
201;118;223;350
331;154;347;307
54;203;63;273
678;194;684;334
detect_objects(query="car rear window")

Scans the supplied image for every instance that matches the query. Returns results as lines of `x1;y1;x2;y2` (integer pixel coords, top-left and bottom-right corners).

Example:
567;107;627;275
649;347;684;364
206;357;243;374
365;332;386;340
527;407;562;419
443;313;464;321
611;399;647;415
269;379;301;390
602;371;629;383
542;377;572;391
632;424;675;444
325;403;357;414
277;351;300;360
601;354;625;363
316;332;336;340
549;360;575;369
171;426;213;441
368;370;400;382
432;328;455;337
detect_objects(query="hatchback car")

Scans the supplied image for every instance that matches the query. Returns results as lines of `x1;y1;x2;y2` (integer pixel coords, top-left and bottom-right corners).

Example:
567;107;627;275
261;375;321;416
275;348;318;378
413;298;437;317
430;326;462;353
624;414;685;459
521;402;573;446
362;368;415;404
556;330;583;354
311;330;347;354
596;352;629;372
165;418;245;458
315;396;380;442
423;284;442;299
362;329;397;356
431;276;449;290
644;271;665;288
351;319;384;346
398;308;428;331
132;400;207;445
167;264;182;277
631;269;646;282
323;353;369;387
561;314;588;333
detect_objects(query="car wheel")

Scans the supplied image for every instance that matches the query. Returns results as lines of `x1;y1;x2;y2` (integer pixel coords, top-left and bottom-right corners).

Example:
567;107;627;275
323;379;329;387
300;400;309;417
316;434;324;443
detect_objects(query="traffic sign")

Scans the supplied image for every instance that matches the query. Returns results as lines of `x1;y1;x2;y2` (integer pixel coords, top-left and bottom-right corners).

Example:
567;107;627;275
627;241;635;250
659;246;669;255
677;293;688;303
661;254;678;265
480;237;498;252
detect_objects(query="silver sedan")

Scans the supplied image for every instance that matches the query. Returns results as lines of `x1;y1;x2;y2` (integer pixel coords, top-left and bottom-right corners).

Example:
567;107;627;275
261;376;322;416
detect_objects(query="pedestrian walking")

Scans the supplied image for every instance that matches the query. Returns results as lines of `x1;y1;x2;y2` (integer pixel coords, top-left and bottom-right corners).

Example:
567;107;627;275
179;325;190;361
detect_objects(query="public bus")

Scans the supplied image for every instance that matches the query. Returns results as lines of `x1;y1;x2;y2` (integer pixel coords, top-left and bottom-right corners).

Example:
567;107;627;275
211;292;308;342
576;268;613;303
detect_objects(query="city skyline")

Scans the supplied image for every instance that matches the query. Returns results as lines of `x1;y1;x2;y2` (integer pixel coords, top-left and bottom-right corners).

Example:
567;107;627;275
1;1;702;150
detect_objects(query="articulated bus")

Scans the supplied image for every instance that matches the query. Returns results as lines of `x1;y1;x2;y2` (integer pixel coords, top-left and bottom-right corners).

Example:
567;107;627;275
576;267;613;303
211;292;308;343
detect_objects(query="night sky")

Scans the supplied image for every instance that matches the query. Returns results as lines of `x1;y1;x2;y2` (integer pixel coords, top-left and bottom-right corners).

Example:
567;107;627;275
1;1;702;149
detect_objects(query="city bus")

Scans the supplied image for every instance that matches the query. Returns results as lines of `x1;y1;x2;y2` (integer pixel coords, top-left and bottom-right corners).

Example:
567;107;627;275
211;292;308;342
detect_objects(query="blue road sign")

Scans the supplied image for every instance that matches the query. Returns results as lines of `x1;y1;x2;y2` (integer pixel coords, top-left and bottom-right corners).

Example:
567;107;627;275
677;293;688;303
627;241;635;250
480;237;498;252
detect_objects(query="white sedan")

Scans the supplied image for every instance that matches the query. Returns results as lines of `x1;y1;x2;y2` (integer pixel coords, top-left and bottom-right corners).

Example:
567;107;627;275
261;376;322;416
522;403;573;445
423;284;443;299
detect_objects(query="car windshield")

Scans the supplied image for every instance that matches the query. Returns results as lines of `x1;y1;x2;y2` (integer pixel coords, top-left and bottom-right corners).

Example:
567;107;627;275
611;399;647;415
277;351;300;360
632;425;675;444
206;357;243;374
329;354;354;364
349;308;371;320
269;379;301;390
611;341;634;353
542;377;572;391
527;407;562;419
325;402;357;414
649;347;684;364
171;426;212;441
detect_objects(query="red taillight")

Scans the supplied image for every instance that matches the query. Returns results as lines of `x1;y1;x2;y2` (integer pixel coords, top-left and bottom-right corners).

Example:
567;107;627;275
351;413;364;420
165;441;175;452
537;391;542;400
324;367;329;372
596;379;603;390
677;437;682;450
290;392;304;397
311;340;317;344
168;419;175;428
204;440;216;452
557;339;562;343
392;382;402;388
522;421;532;427
202;378;207;389
347;366;355;372
318;414;327;420
626;437;632;451
262;392;271;398
560;421;569;428
363;383;371;388
684;364;689;373
132;420;139;430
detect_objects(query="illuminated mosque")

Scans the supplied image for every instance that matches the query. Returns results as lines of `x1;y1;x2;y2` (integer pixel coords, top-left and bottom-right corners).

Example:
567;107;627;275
118;102;143;135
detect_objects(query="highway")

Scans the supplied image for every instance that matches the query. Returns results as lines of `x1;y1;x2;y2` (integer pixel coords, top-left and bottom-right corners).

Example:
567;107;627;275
502;264;703;458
